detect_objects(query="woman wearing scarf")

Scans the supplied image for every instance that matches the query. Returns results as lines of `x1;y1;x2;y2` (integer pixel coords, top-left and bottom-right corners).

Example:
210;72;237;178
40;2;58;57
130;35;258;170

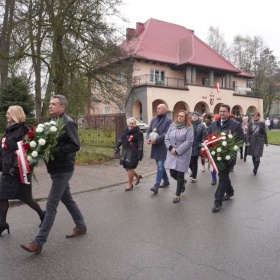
247;112;268;175
115;117;144;191
189;112;207;183
165;110;194;203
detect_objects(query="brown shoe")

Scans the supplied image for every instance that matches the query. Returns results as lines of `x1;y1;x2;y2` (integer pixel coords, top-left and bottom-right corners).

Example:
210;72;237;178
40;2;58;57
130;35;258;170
20;241;42;254
65;226;87;238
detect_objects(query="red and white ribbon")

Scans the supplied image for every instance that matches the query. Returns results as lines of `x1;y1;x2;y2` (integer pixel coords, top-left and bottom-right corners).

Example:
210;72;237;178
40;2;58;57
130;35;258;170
202;135;225;174
16;140;31;184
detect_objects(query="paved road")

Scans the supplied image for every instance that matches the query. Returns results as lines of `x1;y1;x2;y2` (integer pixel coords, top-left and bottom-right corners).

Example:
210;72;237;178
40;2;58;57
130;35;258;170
1;144;280;280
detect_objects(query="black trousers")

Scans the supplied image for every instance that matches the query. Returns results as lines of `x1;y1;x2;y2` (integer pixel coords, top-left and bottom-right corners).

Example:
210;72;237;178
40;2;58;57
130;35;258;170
214;163;234;206
189;156;199;179
170;169;185;196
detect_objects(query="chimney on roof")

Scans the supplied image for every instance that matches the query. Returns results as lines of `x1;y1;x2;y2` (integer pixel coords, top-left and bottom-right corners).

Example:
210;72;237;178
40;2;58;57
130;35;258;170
136;22;144;35
126;28;136;40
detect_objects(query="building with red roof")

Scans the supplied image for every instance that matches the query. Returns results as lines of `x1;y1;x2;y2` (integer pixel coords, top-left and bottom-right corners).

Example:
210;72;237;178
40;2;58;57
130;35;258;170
94;18;263;122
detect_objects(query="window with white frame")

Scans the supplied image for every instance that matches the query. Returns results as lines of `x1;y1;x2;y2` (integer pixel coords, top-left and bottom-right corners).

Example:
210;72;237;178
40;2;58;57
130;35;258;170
150;69;165;83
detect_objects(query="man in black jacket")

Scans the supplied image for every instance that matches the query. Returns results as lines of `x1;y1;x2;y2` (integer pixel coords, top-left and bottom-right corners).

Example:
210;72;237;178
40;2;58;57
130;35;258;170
208;104;244;213
21;95;87;253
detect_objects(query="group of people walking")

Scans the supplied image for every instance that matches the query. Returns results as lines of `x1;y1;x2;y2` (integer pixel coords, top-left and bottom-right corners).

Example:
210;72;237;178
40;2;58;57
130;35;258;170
115;104;268;213
0;98;269;255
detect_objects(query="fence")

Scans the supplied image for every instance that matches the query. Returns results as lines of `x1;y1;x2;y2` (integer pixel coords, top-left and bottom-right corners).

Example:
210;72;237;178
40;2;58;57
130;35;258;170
0;114;127;157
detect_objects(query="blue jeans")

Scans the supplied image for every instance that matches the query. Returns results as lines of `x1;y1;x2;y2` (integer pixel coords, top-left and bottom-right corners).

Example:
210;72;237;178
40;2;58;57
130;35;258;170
155;160;168;187
35;171;86;246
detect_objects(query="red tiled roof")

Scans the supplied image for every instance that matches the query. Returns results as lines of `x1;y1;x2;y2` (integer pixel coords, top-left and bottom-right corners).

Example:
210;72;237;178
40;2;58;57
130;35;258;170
121;18;242;73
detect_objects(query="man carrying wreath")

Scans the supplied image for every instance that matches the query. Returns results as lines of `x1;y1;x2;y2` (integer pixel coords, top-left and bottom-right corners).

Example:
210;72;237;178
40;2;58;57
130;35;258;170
21;95;87;253
208;104;244;213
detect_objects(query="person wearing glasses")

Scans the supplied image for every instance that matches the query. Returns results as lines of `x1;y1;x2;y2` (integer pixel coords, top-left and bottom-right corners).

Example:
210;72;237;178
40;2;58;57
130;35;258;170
208;104;244;213
164;110;194;203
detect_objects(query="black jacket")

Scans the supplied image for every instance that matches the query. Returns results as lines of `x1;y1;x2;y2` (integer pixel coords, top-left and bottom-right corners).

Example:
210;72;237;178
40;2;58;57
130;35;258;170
46;113;80;174
115;126;144;168
0;123;29;174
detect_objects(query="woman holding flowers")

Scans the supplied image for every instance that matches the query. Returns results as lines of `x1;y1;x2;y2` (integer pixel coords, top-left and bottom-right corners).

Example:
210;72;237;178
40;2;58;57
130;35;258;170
165;110;194;203
0;106;45;235
208;104;244;213
115;117;144;191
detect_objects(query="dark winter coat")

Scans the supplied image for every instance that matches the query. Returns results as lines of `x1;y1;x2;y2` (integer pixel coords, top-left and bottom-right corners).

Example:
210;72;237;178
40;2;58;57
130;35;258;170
115;126;144;169
246;121;268;157
146;114;172;161
46;113;80;174
0;122;33;201
0;123;28;174
191;120;206;156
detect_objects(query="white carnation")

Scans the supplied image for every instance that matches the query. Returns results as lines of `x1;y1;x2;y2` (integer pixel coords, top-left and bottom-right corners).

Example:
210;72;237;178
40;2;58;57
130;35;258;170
217;157;221;161
31;151;38;157
38;138;46;145
221;136;226;140
38;123;45;128
30;141;37;148
50;126;57;132
49;121;56;125
225;155;231;160
36;126;43;133
228;134;233;139
44;122;50;126
211;151;216;155
221;132;226;136
27;155;32;161
217;147;222;152
233;145;239;151
222;141;227;146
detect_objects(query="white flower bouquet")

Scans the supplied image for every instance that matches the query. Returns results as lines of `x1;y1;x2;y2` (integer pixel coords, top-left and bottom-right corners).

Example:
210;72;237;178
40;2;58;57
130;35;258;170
201;132;242;172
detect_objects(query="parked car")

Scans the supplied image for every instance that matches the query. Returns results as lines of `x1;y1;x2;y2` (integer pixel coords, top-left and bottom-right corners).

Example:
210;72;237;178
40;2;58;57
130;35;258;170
127;117;149;132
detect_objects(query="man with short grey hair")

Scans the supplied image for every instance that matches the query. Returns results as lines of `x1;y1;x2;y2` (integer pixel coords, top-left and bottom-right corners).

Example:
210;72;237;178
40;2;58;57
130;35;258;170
147;104;172;194
21;95;87;253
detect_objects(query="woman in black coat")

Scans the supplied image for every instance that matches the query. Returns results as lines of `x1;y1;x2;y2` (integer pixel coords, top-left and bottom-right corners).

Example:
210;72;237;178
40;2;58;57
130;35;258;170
0;106;45;235
247;112;268;175
115;117;144;191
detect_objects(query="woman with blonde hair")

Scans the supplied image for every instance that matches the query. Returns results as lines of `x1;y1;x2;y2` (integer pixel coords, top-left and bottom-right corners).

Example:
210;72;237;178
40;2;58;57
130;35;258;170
165;110;194;203
114;117;144;191
0;106;45;235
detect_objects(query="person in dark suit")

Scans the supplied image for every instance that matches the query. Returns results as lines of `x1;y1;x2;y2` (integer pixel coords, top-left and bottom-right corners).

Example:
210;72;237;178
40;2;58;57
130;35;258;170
208;104;244;213
146;104;172;194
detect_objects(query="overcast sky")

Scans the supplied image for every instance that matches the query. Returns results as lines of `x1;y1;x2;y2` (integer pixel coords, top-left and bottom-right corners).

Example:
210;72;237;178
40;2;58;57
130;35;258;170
119;0;280;59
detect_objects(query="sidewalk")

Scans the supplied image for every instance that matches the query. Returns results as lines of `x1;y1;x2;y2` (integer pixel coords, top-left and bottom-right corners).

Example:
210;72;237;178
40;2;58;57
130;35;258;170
31;143;156;200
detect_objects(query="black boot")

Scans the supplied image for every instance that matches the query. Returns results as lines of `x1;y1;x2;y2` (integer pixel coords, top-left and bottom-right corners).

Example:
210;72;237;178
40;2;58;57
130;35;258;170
0;223;10;235
253;161;260;175
211;178;217;185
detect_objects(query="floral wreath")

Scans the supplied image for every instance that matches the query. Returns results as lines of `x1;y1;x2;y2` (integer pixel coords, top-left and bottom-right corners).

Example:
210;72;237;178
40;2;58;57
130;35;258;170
201;131;242;172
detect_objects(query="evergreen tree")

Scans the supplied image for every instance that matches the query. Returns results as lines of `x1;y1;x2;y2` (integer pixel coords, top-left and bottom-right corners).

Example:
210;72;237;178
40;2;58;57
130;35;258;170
0;76;35;119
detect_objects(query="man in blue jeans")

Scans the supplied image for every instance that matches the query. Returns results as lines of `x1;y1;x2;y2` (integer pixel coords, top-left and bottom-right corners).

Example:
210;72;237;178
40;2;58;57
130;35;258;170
146;104;172;194
21;95;87;253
